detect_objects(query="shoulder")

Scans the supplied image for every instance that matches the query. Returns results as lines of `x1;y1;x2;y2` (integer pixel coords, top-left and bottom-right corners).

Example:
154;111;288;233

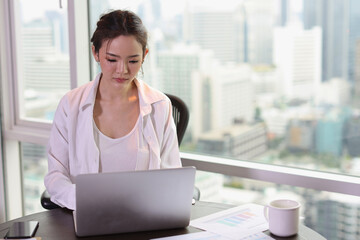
136;79;170;107
66;81;95;104
60;74;99;110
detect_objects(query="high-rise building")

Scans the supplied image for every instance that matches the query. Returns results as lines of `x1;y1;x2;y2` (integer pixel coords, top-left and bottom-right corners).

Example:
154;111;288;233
303;0;356;82
210;64;254;129
343;116;360;157
347;0;360;83
303;0;323;30
157;44;215;142
242;0;277;64
190;62;255;142
197;122;267;160
277;0;289;27
157;44;213;110
355;40;360;106
21;13;70;92
273;25;322;100
313;193;360;240
183;3;247;63
20;16;70;119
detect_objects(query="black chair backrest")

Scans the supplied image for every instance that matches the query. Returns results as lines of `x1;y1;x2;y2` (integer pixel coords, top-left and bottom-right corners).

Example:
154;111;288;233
165;93;189;145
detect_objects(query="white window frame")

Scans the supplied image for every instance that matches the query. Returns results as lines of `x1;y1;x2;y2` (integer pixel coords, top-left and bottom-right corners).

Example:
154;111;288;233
0;129;5;223
1;0;360;222
181;153;360;197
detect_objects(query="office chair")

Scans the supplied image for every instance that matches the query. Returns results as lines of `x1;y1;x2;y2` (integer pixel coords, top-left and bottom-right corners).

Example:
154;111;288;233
165;93;189;145
165;93;200;201
41;93;199;210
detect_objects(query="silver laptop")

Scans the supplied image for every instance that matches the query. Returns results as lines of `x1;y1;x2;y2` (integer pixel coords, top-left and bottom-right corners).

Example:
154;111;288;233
73;166;196;237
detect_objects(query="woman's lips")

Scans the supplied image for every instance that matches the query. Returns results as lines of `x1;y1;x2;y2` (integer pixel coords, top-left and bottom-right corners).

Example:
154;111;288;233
114;78;127;83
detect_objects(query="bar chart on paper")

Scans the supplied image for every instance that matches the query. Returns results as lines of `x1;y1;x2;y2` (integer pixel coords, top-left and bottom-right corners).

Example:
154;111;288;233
190;204;269;240
214;208;259;227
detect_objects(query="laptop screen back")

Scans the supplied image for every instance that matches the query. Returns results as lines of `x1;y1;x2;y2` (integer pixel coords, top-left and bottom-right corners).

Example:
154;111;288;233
74;167;196;237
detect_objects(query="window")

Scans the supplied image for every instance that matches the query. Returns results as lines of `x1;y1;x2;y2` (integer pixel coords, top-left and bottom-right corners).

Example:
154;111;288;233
88;0;360;177
13;0;71;122
21;142;47;215
1;1;360;238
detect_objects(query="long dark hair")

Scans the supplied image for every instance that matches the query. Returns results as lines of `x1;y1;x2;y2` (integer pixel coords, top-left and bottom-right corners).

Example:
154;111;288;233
91;10;148;57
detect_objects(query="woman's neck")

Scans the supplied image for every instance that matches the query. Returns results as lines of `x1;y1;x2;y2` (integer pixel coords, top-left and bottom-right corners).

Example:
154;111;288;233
97;77;138;103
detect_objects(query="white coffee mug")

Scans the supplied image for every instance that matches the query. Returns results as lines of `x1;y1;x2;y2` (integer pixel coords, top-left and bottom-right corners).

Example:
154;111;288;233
263;199;300;237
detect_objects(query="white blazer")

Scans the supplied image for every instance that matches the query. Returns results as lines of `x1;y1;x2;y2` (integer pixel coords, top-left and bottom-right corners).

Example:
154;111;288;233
44;74;181;210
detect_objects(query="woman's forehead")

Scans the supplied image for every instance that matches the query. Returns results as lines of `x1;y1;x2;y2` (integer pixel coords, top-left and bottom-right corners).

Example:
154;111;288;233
101;35;143;55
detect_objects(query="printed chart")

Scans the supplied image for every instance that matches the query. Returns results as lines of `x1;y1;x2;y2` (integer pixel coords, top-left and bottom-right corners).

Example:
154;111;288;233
190;204;269;240
151;231;274;240
212;208;259;227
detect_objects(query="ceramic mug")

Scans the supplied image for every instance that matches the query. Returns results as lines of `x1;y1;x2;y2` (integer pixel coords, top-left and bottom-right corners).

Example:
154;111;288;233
264;199;301;237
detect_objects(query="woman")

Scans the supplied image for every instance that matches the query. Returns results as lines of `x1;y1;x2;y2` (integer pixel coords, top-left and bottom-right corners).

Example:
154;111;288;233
44;10;181;210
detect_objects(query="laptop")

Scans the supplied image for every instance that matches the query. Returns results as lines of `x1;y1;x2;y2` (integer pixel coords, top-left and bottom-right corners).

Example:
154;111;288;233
73;166;196;237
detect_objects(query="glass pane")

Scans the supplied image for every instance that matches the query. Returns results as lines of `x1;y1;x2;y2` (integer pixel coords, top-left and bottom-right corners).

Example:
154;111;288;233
196;171;360;240
21;142;47;215
15;0;70;121
88;0;360;177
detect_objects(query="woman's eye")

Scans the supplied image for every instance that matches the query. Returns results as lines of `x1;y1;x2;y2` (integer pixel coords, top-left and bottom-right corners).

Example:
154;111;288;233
129;60;139;64
107;59;116;62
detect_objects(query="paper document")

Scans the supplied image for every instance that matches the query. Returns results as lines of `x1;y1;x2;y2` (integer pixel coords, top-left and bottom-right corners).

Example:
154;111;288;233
151;231;231;240
240;232;275;240
190;203;269;240
151;231;274;240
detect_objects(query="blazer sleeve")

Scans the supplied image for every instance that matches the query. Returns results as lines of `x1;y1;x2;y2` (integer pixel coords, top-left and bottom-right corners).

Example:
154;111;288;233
44;95;76;210
160;98;182;168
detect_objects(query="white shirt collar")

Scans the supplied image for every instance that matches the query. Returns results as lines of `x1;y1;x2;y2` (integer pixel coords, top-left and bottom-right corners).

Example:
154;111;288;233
79;73;164;116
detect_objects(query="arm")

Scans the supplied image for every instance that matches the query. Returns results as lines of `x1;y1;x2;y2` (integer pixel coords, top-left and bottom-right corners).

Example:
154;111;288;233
44;96;76;210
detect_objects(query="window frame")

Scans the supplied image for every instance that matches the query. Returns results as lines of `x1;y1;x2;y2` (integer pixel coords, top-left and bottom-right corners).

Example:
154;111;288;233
181;152;360;197
0;0;360;222
0;127;5;223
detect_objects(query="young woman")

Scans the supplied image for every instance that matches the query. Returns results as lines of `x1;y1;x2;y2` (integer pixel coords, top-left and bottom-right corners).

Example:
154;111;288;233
44;10;181;210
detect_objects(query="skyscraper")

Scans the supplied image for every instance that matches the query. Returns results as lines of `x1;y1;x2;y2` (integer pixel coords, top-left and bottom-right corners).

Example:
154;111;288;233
303;0;350;82
355;40;360;106
183;3;247;64
273;25;322;100
242;0;277;64
157;44;214;142
348;0;360;83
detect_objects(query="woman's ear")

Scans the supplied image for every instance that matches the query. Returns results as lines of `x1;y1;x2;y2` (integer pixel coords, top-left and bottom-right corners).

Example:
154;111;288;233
91;45;99;62
142;49;149;63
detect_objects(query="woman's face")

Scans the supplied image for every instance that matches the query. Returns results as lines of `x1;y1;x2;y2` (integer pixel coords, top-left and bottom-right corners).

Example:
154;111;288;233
92;35;148;89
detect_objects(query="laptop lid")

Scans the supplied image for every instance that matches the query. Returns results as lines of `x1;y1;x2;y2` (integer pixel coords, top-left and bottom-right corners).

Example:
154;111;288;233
74;166;196;237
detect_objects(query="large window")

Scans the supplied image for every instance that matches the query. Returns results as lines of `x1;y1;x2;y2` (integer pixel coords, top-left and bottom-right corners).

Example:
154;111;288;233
88;0;360;177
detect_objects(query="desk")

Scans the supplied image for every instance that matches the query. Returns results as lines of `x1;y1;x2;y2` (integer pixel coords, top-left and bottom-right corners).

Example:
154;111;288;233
0;201;325;240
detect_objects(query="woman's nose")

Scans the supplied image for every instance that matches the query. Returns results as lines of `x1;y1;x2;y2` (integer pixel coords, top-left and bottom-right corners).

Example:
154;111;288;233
116;61;128;74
